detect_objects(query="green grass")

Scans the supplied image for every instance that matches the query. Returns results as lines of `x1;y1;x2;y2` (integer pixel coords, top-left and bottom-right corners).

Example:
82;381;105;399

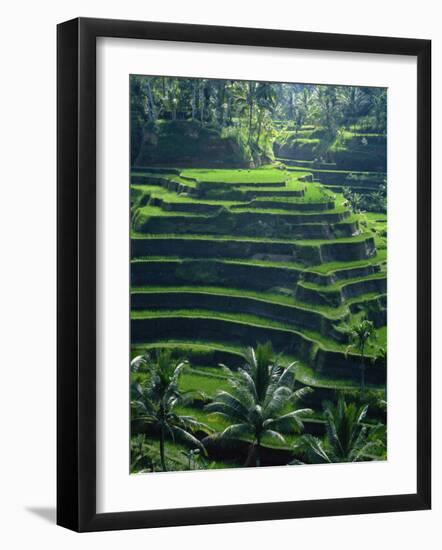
293;231;373;246
131;435;242;472
375;326;387;349
136;204;208;218
130;166;387;412
131;308;296;330
132;285;385;321
136;202;349;220
284;165;385;176
362;212;387;222
248;193;332;205
230;205;348;216
295;362;383;390
132;184;240;207
131;339;383;391
179;368;232;397
131;284;349;318
131;255;305;269
131;340;246;361
131;308;356;354
298;272;386;293
181;167;307;184
131;172;199;189
306;248;387;274
131;231;374;247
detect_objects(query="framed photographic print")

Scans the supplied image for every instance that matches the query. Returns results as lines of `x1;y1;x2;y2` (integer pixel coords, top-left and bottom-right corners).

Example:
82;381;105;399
57;17;431;532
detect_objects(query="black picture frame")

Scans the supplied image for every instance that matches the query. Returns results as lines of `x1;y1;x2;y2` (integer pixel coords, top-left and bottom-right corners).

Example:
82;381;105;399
57;17;431;532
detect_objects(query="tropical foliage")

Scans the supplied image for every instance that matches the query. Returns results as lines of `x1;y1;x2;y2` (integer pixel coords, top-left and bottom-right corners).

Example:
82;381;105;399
205;343;313;467
347;319;376;393
131;350;211;471
130;76;387;163
295;398;385;463
343;183;387;214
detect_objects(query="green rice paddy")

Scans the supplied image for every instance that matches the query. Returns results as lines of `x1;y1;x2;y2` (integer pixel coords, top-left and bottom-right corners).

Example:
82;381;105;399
130;163;387;470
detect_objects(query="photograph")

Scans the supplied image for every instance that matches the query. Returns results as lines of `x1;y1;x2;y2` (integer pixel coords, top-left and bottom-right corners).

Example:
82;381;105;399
129;75;388;474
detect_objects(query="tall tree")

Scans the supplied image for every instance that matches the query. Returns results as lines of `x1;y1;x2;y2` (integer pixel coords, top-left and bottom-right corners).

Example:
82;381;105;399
205;344;313;467
255;82;276;146
232;81;258;144
347;319;375;393
143;77;159;121
131;350;211;471
312;85;341;135
293;87;313;131
295;398;381;463
370;88;387;133
339;86;370;127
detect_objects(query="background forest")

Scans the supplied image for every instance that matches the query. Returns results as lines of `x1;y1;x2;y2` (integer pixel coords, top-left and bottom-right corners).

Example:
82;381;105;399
131;76;386;170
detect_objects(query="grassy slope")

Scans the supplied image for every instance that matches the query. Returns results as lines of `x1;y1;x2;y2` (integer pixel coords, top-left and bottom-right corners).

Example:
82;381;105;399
131;308;386;355
181;166;308;183
131;165;387;467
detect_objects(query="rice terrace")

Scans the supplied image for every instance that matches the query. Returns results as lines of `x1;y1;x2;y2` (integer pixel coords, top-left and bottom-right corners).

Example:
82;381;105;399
130;76;387;473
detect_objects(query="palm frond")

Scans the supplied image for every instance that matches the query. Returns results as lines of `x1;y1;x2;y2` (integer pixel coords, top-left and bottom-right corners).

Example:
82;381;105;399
265;409;312;434
209;391;251;419
171;426;208;456
217;423;254;441
291;386;314;402
261;429;287;446
302;434;332;463
204;401;247;423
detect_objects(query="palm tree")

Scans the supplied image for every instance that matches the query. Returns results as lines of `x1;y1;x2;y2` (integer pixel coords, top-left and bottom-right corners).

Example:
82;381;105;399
131;350;211;472
312;85;340;136
232;81;258;144
293;87;313;132
205;343;313;467
370;88;387;133
347;319;375;393
338;86;370;127
255;83;276;147
296;398;378;463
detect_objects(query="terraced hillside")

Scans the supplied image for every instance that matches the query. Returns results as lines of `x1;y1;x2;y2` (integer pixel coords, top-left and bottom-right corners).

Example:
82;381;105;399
130;164;387;467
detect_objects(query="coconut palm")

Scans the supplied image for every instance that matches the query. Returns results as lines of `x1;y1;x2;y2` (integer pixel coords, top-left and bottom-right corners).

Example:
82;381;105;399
347;319;375;393
338;86;370;127
254;83;276;146
312;85;341;135
131;350;211;472
296;398;379;463
205;343;313;467
370;88;387;133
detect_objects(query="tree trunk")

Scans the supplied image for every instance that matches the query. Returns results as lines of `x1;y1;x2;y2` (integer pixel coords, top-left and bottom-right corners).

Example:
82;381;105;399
360;344;366;395
256;111;263;147
191;84;197;120
145;79;157;122
244;443;256;467
159;426;167;472
255;437;261;467
199;82;205;125
248;101;253;144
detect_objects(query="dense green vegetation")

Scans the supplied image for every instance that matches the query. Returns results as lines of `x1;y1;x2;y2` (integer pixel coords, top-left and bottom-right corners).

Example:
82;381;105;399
129;76;387;473
131;76;386;170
